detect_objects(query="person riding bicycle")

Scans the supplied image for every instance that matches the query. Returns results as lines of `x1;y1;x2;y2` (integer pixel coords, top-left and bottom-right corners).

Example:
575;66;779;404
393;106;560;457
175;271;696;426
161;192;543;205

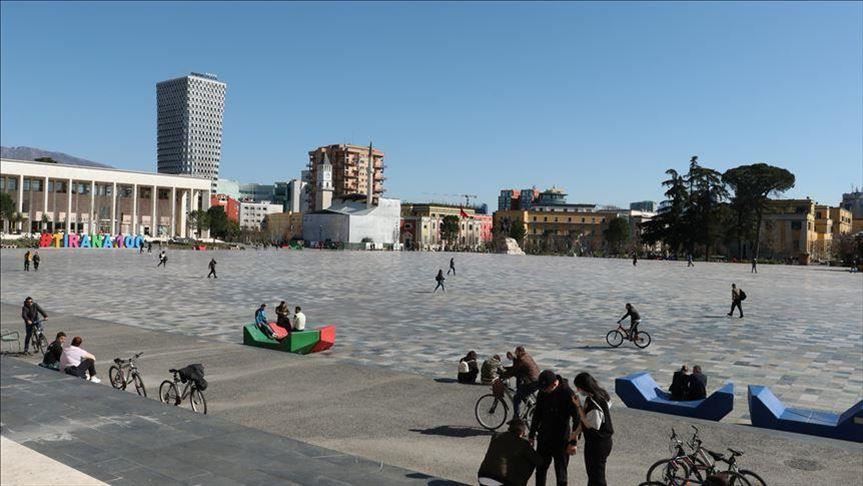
617;303;641;340
21;296;47;355
499;346;540;420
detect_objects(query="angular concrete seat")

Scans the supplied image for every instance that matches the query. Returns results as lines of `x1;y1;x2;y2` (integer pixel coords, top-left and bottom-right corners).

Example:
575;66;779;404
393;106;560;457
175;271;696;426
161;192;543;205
243;324;320;354
268;322;289;340
747;385;863;442
309;325;336;353
615;371;734;421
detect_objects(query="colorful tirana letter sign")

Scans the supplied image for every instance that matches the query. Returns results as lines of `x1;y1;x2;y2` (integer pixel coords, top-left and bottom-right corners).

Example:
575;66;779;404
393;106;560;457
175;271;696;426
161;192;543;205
38;232;145;249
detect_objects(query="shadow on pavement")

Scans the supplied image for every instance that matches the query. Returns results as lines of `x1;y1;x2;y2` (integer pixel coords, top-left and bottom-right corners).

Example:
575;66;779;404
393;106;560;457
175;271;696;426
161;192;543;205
404;473;465;486
409;425;493;438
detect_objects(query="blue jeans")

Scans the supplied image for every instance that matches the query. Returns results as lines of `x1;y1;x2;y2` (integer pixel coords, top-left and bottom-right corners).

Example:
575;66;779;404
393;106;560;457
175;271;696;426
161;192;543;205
24;317;44;352
513;381;539;419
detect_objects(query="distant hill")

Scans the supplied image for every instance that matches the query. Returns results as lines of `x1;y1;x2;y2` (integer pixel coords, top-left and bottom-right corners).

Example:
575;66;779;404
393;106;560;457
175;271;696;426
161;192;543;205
1;146;112;168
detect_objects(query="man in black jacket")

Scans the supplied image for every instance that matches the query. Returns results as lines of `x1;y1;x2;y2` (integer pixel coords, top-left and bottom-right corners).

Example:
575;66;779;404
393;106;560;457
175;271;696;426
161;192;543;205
40;332;66;370
669;365;689;401
478;419;541;486
687;365;707;400
21;296;47;355
529;369;579;486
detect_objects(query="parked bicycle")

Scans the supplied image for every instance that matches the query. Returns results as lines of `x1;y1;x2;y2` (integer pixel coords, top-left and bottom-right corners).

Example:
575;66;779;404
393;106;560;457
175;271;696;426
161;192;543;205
475;378;536;431
606;321;651;348
108;352;146;397
646;426;763;485
159;367;207;414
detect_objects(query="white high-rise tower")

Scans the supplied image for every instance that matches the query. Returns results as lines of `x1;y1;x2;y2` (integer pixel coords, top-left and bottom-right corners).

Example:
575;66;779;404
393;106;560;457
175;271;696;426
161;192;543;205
157;72;226;193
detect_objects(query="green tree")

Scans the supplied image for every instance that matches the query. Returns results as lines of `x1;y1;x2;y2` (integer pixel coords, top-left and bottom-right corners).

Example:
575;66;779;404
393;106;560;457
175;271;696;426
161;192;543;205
440;215;460;247
0;193;14;228
686;158;728;260
603;216;630;255
508;218;526;244
643;169;689;254
722;163;795;260
187;209;210;238
206;206;229;239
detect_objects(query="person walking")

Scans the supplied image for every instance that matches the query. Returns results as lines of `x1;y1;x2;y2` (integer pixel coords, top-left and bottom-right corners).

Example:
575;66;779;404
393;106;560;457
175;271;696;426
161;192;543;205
147;241;153;253
21;296;47;355
207;258;217;278
687;254;694;267
529;370;579;486
751;257;758;273
572;372;614;486
434;269;446;293
32;251;40;271
727;283;744;318
632;253;638;266
448;257;456;275
24;250;31;271
156;250;167;268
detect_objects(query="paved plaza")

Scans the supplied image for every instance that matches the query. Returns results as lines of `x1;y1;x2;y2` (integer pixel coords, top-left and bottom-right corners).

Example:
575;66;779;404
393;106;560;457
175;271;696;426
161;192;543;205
1;248;861;421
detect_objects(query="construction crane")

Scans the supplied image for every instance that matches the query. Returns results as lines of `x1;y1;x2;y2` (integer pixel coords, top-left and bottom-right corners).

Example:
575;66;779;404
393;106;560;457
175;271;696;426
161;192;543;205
460;194;478;207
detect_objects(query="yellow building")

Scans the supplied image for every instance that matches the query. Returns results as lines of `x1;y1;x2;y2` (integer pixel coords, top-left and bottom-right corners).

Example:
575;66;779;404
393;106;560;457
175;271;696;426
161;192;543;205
828;206;853;237
760;199;848;263
400;203;491;250
262;211;303;242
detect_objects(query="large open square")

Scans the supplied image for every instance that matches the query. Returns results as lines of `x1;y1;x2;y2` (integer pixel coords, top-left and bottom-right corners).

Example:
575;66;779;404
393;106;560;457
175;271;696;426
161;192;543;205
2;248;861;420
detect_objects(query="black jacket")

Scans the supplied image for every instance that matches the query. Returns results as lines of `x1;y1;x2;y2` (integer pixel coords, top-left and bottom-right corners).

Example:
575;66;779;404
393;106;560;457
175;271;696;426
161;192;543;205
21;302;47;323
687;373;707;400
669;371;689;401
42;340;63;366
582;395;614;443
529;376;578;451
477;431;542;486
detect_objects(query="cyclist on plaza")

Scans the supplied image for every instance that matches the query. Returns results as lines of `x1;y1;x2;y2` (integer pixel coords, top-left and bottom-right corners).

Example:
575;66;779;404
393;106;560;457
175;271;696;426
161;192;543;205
617;303;641;339
499;346;540;420
21;296;47;355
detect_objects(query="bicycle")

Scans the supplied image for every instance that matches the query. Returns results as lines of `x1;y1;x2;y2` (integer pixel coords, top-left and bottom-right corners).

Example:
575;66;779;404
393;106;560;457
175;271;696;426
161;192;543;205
475;379;536;431
108;352;147;397
646;426;756;485
159;368;207;414
28;318;49;355
687;426;766;486
606;321;651;348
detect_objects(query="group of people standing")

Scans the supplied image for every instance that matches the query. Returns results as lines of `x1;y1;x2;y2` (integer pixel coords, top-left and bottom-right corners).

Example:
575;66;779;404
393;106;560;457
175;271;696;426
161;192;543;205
463;346;615;485
22;250;41;271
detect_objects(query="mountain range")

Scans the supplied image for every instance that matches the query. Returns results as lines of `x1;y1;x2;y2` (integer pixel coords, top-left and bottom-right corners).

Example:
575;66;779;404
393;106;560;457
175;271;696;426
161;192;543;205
1;146;112;168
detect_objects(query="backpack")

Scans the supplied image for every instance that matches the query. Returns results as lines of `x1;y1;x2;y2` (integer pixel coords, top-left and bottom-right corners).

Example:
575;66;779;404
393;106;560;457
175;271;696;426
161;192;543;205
458;361;469;374
739;290;747;301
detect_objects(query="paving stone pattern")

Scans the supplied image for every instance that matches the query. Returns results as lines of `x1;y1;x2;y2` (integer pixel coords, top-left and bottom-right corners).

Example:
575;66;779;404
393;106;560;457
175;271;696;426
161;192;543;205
2;248;861;421
0;358;455;485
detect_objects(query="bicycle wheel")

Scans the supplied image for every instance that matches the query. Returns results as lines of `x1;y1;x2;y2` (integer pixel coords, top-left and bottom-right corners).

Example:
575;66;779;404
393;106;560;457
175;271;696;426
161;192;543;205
646;459;690;486
132;372;147;397
159;381;180;406
475;394;508;431
737;470;766;486
606;330;624;348
725;471;754;486
34;333;48;355
190;388;207;414
635;331;652;349
108;366;125;390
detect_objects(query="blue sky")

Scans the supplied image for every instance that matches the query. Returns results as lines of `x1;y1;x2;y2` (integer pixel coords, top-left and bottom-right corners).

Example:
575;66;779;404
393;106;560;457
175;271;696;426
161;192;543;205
2;1;861;209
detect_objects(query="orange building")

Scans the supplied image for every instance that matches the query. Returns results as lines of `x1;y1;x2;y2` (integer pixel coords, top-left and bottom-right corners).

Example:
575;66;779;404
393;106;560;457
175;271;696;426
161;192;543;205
210;194;239;222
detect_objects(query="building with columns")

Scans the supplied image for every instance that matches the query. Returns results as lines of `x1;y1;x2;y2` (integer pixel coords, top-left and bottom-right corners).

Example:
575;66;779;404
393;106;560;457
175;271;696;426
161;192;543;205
1;158;212;238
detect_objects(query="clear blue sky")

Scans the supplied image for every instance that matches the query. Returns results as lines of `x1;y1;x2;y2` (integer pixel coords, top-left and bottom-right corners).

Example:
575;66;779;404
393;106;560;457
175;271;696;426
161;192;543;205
2;1;861;209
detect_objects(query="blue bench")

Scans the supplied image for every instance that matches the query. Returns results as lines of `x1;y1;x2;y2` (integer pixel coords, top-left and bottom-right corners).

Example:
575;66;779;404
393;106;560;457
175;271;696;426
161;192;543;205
747;385;863;443
615;372;734;421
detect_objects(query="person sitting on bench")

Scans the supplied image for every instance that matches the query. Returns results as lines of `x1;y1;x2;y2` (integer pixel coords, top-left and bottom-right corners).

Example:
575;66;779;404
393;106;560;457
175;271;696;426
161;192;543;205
254;304;278;339
292;306;306;331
